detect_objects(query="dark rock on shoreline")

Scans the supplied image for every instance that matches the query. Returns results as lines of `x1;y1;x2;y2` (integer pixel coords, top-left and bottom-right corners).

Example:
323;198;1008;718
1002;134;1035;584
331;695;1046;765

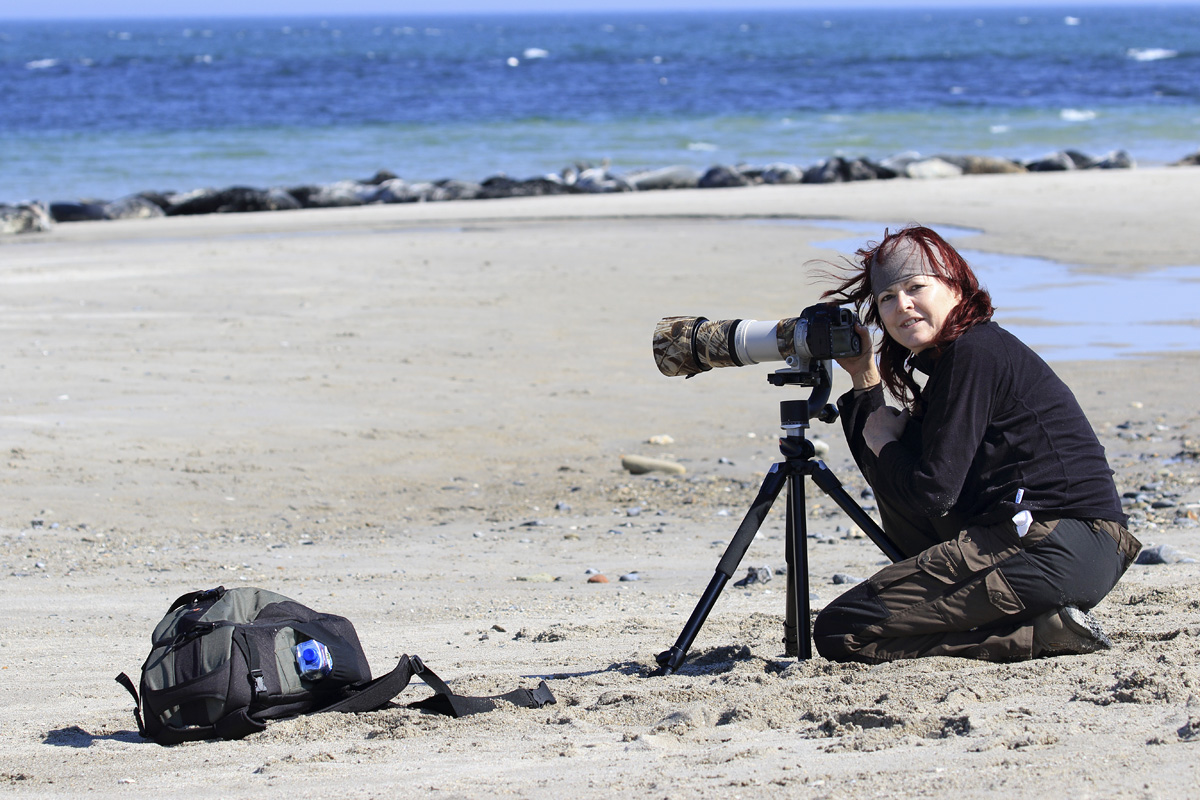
1;202;54;234
164;186;303;215
5;145;1190;235
626;165;701;190
699;165;751;188
936;155;1026;174
478;175;576;199
1025;149;1134;172
802;156;896;183
105;195;167;219
51;195;166;222
50;201;107;222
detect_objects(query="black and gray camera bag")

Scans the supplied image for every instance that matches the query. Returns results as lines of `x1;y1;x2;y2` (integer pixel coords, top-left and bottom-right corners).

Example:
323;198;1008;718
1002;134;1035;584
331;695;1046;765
115;586;555;745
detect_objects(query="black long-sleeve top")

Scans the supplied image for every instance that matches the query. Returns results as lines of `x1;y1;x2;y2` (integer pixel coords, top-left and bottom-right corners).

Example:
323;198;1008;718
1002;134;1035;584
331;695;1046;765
838;321;1126;542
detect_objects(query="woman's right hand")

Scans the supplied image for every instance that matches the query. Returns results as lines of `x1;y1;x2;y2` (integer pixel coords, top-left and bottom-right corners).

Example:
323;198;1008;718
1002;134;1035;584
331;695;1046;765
835;323;880;391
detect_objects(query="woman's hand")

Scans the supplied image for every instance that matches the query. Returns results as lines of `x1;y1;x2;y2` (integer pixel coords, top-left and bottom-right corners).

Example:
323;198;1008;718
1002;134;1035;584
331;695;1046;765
863;405;908;456
835;322;880;391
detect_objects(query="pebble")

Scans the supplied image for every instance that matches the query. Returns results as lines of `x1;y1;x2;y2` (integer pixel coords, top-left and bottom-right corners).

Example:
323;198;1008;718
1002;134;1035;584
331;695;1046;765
619;572;641;582
555;501;572;512
515;573;557;582
1135;543;1183;565
587;574;609;584
832;573;866;584
621;454;686;475
647;434;675;445
734;565;773;587
626;507;642;517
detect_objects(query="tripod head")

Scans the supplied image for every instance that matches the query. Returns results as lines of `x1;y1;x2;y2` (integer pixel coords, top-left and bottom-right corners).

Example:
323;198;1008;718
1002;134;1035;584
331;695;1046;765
767;360;839;429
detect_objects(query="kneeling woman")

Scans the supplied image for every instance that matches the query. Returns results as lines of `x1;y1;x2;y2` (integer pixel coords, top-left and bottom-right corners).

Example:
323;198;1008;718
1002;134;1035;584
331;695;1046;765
814;226;1140;663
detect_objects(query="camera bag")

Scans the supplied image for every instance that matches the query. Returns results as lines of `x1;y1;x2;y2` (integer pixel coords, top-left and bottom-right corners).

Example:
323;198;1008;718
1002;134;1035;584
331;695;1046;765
115;586;555;745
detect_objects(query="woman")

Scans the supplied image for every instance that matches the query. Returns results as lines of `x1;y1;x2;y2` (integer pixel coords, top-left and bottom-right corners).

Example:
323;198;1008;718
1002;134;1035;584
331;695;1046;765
812;225;1140;663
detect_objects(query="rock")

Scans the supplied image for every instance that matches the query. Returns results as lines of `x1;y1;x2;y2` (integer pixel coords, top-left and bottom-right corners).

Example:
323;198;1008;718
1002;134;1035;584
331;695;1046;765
734;566;772;587
802;158;846;184
1135;543;1184;565
103;195;167;219
761;162;803;184
618;572;641;582
371;178;414;203
49;201;107;222
802;156;893;184
515;572;557;582
163;187;224;215
1085;149;1134;169
1169;150;1200;166
1025;151;1081;172
430;179;482;201
647;434;674;445
621;454;686;475
0;202;54;235
879;151;923;174
363;169;399;185
904;157;964;179
937;155;1026;174
698;165;751;188
832;572;866;584
163;186;301;215
477;175;574;199
302;180;378;207
575;168;635;193
625;165;701;190
587;574;609;583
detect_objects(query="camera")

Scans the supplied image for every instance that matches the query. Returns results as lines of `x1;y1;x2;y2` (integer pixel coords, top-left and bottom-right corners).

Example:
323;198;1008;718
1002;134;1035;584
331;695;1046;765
653;304;861;379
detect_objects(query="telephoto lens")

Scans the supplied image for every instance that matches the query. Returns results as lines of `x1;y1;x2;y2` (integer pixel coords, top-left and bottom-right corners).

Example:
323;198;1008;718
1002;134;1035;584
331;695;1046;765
653;305;860;378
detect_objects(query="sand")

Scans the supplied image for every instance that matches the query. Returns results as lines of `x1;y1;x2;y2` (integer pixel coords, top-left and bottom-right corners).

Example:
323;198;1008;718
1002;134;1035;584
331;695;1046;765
2;168;1199;798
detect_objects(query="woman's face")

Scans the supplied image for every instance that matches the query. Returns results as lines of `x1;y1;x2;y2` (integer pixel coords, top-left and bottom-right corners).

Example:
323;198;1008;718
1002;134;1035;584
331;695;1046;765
876;273;962;354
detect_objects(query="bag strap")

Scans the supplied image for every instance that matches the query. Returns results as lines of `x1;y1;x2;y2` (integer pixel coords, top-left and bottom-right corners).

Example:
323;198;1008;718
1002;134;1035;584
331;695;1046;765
405;655;556;718
114;672;147;737
167;586;225;613
318;654;556;718
317;654;421;714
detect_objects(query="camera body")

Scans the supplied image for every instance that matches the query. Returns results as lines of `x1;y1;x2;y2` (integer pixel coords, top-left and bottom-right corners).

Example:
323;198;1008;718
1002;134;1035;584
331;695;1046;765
653;304;861;379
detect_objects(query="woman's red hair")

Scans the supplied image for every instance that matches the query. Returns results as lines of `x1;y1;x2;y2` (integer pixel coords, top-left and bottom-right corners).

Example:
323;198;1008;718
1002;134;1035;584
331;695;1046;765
820;225;993;410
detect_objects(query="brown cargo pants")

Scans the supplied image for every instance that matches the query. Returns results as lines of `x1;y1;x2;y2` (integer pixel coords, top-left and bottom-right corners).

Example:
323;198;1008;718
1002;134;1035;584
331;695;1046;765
813;517;1141;663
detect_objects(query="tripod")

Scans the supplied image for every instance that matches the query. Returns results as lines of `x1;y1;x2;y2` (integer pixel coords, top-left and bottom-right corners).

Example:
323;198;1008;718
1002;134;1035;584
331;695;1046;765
651;363;905;676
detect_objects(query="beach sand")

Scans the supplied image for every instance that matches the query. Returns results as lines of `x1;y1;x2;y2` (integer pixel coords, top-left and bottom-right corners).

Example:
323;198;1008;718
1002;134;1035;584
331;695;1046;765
2;168;1198;798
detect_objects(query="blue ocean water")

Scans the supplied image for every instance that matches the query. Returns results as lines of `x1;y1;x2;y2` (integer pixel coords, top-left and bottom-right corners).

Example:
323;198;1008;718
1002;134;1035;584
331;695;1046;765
2;6;1199;203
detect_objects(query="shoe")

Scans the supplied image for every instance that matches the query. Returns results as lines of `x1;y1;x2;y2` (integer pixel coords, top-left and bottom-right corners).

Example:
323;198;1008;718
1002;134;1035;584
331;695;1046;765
1032;606;1112;657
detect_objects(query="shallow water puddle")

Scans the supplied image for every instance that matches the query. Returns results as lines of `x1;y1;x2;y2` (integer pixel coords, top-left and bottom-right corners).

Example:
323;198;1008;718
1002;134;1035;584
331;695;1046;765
793;219;1200;361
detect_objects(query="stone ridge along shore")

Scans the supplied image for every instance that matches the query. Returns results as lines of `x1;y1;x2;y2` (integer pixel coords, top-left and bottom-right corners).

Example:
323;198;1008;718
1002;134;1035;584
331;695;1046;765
5;145;1200;237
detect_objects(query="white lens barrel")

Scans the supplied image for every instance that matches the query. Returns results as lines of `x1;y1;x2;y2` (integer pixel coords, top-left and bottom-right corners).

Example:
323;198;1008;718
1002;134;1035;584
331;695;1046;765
732;319;785;365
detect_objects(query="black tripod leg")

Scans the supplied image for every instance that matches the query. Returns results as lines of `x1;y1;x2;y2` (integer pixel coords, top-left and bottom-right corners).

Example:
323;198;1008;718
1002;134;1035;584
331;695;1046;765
651;463;789;676
807;461;905;563
783;470;812;659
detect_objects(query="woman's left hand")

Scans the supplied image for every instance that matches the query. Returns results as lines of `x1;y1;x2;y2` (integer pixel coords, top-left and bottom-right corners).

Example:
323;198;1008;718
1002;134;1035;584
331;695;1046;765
864;406;909;456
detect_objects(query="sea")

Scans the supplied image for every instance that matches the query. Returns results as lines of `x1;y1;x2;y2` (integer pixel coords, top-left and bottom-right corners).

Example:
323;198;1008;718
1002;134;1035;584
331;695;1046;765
3;4;1200;204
